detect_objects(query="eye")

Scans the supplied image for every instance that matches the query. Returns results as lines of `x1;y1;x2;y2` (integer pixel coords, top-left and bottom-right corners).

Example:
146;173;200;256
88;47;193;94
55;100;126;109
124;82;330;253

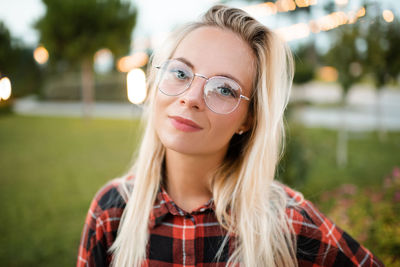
170;69;189;80
216;85;237;98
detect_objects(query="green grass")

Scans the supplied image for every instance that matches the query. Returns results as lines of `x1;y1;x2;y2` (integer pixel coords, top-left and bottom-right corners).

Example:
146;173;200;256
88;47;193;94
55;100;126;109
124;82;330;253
0;114;399;266
0;114;141;267
292;127;400;201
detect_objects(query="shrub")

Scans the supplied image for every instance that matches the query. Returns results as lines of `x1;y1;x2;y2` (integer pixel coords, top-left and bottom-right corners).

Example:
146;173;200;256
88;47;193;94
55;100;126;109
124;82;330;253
320;167;400;266
277;123;310;188
0;98;13;115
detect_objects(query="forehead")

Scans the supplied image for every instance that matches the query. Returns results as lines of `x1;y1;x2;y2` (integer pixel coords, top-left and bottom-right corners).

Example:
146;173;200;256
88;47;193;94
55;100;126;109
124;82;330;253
172;26;255;94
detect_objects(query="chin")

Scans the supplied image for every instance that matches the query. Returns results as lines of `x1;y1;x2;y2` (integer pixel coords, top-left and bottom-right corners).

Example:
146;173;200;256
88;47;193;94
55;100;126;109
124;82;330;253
159;133;202;155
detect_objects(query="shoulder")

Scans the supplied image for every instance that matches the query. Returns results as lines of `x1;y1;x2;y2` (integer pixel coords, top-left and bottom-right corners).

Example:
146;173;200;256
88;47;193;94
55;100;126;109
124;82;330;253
280;184;384;267
84;176;131;238
77;176;133;267
89;177;129;219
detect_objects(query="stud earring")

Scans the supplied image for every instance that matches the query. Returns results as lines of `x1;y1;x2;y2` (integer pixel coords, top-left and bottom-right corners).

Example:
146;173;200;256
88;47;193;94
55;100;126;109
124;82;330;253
238;130;244;135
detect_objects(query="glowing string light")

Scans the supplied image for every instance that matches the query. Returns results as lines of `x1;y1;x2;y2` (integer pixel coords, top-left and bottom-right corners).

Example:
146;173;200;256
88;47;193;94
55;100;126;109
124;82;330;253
33;46;49;64
0;77;12;101
127;68;147;104
383;10;394;23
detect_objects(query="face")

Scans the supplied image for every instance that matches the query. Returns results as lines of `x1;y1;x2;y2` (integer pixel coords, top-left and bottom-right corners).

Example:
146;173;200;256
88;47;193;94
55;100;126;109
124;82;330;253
154;26;255;157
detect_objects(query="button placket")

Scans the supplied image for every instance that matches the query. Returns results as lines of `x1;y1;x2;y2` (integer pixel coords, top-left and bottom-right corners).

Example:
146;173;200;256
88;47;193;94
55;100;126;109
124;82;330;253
182;214;196;266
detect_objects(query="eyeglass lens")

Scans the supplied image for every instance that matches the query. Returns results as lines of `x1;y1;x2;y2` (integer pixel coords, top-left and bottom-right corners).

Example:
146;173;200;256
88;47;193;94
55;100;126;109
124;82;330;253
157;60;242;114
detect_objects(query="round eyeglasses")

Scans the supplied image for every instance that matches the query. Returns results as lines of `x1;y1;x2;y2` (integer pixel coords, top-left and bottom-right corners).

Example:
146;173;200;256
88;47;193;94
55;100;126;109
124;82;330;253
155;59;250;114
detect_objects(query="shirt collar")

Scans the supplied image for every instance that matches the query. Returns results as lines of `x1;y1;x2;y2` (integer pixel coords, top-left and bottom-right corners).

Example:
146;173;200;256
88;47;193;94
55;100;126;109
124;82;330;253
149;185;215;229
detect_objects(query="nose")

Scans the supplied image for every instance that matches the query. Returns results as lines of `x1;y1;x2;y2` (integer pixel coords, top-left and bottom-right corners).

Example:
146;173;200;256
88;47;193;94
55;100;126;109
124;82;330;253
179;76;206;111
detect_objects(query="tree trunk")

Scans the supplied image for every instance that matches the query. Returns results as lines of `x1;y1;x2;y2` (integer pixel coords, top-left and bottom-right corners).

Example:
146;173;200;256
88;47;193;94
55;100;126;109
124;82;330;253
81;58;94;118
337;94;348;168
376;88;387;142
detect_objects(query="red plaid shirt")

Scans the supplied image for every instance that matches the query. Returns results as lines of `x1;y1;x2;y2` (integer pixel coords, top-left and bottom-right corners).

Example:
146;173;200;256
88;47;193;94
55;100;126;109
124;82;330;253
77;178;384;267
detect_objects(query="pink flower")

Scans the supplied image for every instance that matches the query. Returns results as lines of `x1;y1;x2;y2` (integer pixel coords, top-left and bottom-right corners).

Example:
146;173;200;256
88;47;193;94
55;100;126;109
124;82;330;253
393;167;400;179
371;192;383;202
394;191;400;203
384;177;392;189
340;184;358;195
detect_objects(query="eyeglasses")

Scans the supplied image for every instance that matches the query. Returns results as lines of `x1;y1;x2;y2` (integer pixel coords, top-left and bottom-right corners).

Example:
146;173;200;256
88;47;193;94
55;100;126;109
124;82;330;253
155;59;250;114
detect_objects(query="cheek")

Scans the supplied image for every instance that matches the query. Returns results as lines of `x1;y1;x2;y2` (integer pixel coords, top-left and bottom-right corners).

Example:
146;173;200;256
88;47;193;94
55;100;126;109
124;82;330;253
154;93;171;118
154;94;170;134
208;113;244;145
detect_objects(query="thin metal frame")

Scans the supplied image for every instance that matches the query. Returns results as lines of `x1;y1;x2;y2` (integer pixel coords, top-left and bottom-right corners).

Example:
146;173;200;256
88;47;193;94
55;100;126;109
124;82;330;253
155;59;250;114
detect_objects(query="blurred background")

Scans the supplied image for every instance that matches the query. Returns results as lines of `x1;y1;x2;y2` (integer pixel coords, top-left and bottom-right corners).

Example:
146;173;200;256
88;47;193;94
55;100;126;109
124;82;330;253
0;0;399;266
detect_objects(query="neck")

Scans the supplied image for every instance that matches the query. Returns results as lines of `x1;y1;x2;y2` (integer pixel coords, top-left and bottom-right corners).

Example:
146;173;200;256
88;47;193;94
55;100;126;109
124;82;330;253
164;149;226;212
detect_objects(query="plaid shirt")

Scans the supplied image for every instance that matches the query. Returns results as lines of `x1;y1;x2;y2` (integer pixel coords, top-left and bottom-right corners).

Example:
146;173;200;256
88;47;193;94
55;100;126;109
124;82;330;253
77;178;384;267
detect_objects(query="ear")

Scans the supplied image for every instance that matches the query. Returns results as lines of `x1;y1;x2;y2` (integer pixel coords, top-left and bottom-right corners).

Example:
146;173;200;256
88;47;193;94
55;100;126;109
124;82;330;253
237;111;253;135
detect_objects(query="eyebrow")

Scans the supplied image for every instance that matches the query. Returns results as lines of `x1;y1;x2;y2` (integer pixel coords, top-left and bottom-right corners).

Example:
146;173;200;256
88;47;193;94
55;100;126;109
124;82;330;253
175;57;194;69
173;57;246;90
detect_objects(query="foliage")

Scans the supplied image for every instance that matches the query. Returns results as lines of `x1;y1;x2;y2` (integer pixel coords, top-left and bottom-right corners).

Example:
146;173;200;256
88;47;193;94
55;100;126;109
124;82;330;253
0;21;12;63
385;18;400;82
277;122;309;187
0;98;13;115
361;4;400;88
35;0;137;116
363;14;390;88
0;21;43;98
35;0;137;65
324;3;400;91
325;23;364;96
293;44;316;84
321;167;400;266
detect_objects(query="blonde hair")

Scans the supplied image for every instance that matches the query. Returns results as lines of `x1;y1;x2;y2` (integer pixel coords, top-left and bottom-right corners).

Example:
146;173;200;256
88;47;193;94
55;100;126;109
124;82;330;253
110;5;297;267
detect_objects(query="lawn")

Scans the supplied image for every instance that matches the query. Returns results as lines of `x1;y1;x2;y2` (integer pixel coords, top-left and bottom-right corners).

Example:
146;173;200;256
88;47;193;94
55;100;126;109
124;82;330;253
0;114;141;267
0;114;399;266
285;125;400;201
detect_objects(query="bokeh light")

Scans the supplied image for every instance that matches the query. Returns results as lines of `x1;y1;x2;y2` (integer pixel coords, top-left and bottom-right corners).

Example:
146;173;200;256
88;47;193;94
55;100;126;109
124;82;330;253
295;0;317;8
382;10;394;23
243;2;277;17
127;68;147;104
94;48;114;74
0;77;12;101
277;23;310;41
318;66;338;82
357;7;366;18
117;52;149;73
276;0;296;12
335;0;348;6
33;46;49;64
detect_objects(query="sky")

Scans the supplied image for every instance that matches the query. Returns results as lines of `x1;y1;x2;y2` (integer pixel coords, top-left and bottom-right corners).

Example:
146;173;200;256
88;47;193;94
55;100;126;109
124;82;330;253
0;0;399;49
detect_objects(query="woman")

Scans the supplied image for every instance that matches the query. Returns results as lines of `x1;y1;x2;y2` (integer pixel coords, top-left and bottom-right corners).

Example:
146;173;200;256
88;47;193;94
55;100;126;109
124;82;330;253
77;5;383;267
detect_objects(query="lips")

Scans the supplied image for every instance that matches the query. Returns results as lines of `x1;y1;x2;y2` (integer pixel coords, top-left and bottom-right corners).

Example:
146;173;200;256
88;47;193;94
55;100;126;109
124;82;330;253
169;116;203;132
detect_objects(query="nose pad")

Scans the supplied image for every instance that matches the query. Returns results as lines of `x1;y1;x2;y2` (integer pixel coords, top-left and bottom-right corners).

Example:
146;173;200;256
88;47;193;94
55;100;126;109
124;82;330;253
179;76;206;110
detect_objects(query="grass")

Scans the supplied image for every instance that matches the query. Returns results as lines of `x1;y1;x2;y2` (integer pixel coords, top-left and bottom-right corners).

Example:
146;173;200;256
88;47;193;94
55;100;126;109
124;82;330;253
0;114;399;266
292;127;400;201
0;114;141;267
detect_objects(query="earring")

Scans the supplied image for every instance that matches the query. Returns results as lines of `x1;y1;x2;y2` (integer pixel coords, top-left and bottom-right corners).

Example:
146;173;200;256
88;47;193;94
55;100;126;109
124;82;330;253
238;130;244;135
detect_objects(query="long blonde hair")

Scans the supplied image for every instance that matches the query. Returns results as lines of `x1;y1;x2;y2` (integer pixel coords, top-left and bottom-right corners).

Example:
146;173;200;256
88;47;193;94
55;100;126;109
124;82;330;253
110;5;297;267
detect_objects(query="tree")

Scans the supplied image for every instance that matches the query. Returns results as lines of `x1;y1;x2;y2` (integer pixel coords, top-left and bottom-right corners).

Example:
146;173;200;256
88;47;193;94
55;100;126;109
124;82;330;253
362;5;400;141
293;43;317;85
325;23;364;167
0;22;12;68
35;0;137;117
0;21;42;100
385;18;400;82
363;13;390;140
